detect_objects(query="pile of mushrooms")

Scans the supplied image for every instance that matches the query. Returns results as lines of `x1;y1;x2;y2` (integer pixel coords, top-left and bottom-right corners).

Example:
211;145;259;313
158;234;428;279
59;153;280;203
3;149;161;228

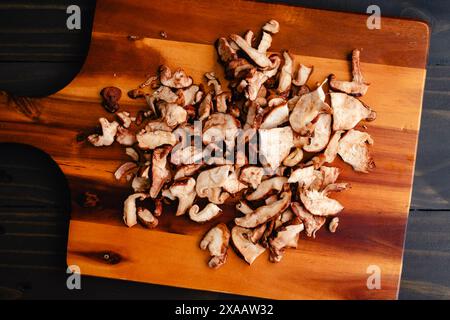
86;20;376;268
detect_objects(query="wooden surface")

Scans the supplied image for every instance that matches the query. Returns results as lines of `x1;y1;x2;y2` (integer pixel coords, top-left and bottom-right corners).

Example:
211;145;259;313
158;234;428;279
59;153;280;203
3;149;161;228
1;0;449;300
0;0;428;299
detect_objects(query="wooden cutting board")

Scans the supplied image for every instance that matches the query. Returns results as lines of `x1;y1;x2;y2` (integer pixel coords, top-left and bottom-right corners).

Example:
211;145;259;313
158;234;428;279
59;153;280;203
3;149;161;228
0;0;429;299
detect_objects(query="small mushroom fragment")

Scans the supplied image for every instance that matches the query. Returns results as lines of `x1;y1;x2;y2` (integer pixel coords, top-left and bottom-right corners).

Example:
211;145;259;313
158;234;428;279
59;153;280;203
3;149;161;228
330;92;376;131
189;203;222;223
262;19;280;34
116;127;136;146
159;102;188;127
329;49;369;97
87;118;119;147
235;186;291;228
269;218;304;263
311;130;344;168
236;200;254;215
136;130;176;150
283;148;303;167
162;177;196;216
257;32;272;54
149;145;172;198
277;52;293;95
250;224;267;244
200;223;230;269
231;226;266;265
131;176;150;193
299;189;344;216
274;208;295;229
114;162;138;181
174;163;203;180
100;86;122;113
329;217;339;233
292;64;313;86
338;129;375;173
198;93;213;121
244;69;269;101
125;147;140;162
202;113;240;148
196;165;233;204
179;85;200;106
223;171;248;194
116;111;132;128
289;80;331;135
123;193;147;227
303;113;332;153
288;166;317;187
216;37;238;64
291;202;326;238
137;207;159;229
258;126;294;170
159;65;193;89
229;34;273;69
152;86;180;104
246;176;288;201
259;98;289;129
215;91;232;113
239;166;265;189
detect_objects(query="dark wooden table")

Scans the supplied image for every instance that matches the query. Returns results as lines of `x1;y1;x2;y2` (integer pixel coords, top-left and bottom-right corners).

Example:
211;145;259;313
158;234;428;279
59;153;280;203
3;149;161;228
0;0;449;300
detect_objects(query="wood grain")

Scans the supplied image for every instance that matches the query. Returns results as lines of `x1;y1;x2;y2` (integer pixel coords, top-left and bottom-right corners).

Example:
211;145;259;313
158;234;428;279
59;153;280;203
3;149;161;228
0;0;429;299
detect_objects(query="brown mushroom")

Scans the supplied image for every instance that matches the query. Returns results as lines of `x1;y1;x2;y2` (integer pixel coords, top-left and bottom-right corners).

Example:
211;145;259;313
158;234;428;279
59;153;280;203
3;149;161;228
136;129;176;150
137;207;159;229
337;129;375;173
330;92;376;131
269;217;304;263
159;65;193;89
229;34;273;69
189;203;222;223
231;226;266;265
258;126;294;170
246;177;288;201
311;130;344;168
292;64;313;87
87;118;119;147
200;223;230;269
291;202;326;238
303;113;332;153
277;52;293;95
123;193;147;227
239;166;265;189
262;19;280;34
162;177;196;216
149;145;172;198
116;126;136;146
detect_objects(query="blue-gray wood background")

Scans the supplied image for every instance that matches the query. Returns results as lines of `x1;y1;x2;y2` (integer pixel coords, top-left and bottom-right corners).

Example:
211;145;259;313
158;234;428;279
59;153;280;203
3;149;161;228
0;0;449;300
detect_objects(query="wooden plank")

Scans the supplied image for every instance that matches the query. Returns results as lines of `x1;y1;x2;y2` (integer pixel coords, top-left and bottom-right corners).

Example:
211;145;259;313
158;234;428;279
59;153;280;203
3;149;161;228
0;0;428;299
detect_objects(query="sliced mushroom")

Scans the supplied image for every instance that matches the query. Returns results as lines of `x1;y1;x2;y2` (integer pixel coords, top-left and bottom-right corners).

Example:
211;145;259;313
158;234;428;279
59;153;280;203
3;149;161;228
159;102;188;127
274;208;295;229
292;64;313;86
205;72;223;96
200;223;230;269
259;99;289;129
179;85;200;106
250;224;267;244
202;113;240;148
329;49;369;96
215;91;232;113
239;166;265;189
87;118;119;147
236;200;254;215
299;189;344;216
244;69;269;101
223;170;248;194
235;186;291;228
125;147;140;162
283;148;303;167
153;85;180;104
303;113;332;153
289;80;331;135
311;130;344;168
262;19;280;34
288;165;317;187
337;129;375;173
246;177;288;201
131;176;150;193
258;126;294;170
116;111;132;128
145;120;173;132
196;165;233;203
277;51;293;95
114;162;138;181
123;193;147;227
149;145;172;198
291;202;326;238
136;129;176;150
162;177;196;216
137;207;159;229
216;37;238;64
189;203;222;223
229;34;272;69
198;93;213;121
231;226;266;265
257;32;272;54
116;127;136;146
329;217;339;233
174;163;203;180
269;218;304;263
170;145;204;166
159;65;193;89
330;92;376;131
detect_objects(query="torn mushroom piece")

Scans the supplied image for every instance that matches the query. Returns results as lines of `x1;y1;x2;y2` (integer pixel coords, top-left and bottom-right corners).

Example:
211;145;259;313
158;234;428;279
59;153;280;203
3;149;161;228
246;176;288;201
235;186;291;228
311;130;344;168
114;162;138;181
196;165;233;204
189;203;222;223
262;19;280;34
289;79;332;135
329;217;339;233
87;118;119;147
239;166;265;189
337;129;375;173
216;37;238;64
299;188;344;217
159;65;193;89
292;64;313;87
198;93;213;121
159;102;188;127
116;111;132;128
291;202;326;238
123;193;147;227
116;126;136;146
136;129;176;150
205;72;223;96
288;165;317;187
269;218;304;263
162;177;196;216
329;49;369;96
200;223;230;269
229;34;273;69
258;126;294;171
244;68;269;101
277;52;293;96
174;163;203;180
259;98;289;129
236;200;254;215
302;113;332;153
202;113;240;149
178;85;201;106
330;92;376;131
137;207;159;229
231;226;266;265
283;148;303;167
215;91;232;113
149;145;172;198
